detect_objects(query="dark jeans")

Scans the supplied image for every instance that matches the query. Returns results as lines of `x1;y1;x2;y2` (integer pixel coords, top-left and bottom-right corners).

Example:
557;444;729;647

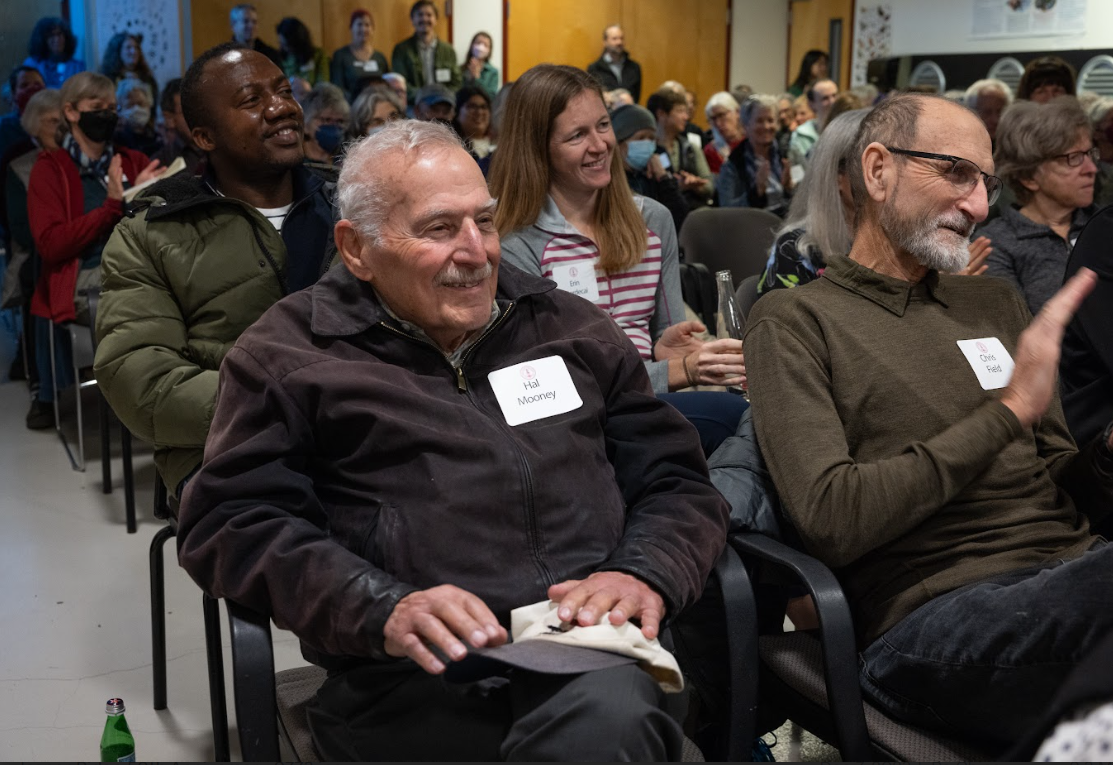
860;541;1113;752
307;662;683;761
659;391;749;456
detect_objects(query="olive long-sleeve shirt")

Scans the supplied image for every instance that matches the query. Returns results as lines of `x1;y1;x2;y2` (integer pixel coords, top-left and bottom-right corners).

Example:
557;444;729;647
745;254;1113;644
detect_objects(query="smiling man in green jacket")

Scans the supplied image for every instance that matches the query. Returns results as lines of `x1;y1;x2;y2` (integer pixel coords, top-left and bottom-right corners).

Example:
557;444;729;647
390;0;461;105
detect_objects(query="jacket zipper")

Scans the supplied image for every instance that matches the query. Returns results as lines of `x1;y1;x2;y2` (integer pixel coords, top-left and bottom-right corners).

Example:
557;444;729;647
375;303;556;586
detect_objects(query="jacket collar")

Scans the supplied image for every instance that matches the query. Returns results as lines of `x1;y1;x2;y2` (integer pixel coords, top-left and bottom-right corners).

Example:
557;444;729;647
309;260;556;338
823;254;948;317
998;203;1095;240
140;162;327;221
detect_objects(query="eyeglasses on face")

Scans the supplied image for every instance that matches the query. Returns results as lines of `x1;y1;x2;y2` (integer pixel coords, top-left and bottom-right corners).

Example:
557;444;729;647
885;146;1002;206
1051;146;1099;167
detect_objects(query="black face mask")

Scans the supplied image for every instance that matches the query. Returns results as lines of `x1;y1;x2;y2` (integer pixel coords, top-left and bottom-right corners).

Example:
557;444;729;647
77;109;119;143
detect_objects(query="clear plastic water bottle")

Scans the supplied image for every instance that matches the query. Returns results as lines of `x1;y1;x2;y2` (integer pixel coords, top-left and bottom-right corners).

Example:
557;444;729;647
100;698;135;762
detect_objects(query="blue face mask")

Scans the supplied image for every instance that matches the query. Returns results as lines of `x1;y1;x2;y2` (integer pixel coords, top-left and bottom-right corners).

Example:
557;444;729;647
625;139;656;171
315;123;344;154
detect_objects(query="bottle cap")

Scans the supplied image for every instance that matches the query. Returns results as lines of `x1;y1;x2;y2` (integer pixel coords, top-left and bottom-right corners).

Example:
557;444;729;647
105;698;125;715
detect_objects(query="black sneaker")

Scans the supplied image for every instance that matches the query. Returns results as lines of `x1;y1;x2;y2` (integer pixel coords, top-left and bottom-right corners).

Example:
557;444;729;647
25;400;54;430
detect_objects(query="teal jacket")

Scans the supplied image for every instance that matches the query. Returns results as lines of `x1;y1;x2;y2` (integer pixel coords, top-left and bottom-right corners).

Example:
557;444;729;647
390;35;461;103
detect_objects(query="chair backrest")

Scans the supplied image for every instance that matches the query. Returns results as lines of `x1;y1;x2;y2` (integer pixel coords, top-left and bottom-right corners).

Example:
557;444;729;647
735;274;761;321
679;208;781;287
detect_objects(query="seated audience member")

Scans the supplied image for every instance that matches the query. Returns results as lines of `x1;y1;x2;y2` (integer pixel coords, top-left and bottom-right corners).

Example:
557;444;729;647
611;104;688;234
849;83;879;106
330;9;389;102
587;24;642;103
451;84;493;160
788;78;837;169
1088;97;1113;209
277;17;330;86
381;72;410;113
0;67;45;156
100;33;159;123
964;78;1012;144
176;118;730;762
758;109;867;294
112;79;160;156
605;87;634;110
774;93;796;158
787;49;828;98
347;87;403;140
744;92;1113;754
152;78;204;176
94;44;336;498
23;17;85;90
718;95;794;216
413;83;455;123
491;65;747;454
647;88;713;211
461;31;499;97
731;84;754;107
793;93;813;126
229;4;282;68
1018;55;1076;103
391;1;461;105
822;92;865;130
659;80;704;143
301;83;349;167
983;97;1096;315
703;92;744;175
26;72;158;429
289;75;312;105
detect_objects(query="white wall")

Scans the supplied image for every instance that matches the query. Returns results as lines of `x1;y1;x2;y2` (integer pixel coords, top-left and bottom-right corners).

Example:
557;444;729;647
452;0;502;89
888;0;1113;56
729;0;789;94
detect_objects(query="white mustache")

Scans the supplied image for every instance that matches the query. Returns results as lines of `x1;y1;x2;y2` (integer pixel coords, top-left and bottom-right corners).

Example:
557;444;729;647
434;262;493;287
936;212;975;239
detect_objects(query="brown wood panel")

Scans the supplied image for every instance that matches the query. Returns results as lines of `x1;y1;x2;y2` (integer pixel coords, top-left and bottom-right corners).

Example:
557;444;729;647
191;0;322;59
788;0;853;91
506;0;623;83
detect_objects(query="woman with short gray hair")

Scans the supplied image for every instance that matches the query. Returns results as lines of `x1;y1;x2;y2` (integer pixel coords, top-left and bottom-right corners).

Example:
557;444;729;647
301;82;350;166
717;94;794;215
964;78;1012;143
702;91;743;174
347;87;404;140
983;96;1097;314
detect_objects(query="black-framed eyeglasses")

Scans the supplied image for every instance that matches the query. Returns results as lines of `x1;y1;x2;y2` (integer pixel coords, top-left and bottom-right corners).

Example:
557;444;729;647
885;146;1002;206
1051;146;1100;167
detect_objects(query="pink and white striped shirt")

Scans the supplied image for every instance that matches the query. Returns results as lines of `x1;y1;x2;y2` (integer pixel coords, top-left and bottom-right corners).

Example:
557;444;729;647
539;230;663;359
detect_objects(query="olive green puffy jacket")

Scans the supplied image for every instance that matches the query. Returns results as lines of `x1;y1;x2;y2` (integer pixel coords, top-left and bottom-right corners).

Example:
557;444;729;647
94;167;336;495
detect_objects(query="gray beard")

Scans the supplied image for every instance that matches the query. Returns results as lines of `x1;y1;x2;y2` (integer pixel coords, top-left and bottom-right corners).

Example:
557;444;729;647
879;194;973;274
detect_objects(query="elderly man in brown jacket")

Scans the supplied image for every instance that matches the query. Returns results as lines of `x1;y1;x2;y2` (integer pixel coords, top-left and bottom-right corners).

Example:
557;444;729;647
745;92;1113;754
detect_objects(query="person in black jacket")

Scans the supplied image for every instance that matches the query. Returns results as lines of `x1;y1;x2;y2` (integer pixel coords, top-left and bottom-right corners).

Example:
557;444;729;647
612;103;687;233
586;25;642;103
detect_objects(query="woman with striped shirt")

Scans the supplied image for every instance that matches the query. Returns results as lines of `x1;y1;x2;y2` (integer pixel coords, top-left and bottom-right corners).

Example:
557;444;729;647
490;64;747;453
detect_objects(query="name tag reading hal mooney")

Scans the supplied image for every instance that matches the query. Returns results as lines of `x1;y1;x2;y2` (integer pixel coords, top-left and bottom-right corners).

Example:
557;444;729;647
956;337;1015;391
487;355;584;426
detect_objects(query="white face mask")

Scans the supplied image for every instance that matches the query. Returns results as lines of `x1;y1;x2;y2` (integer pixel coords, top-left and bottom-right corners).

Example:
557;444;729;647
121;105;150;130
471;42;490;60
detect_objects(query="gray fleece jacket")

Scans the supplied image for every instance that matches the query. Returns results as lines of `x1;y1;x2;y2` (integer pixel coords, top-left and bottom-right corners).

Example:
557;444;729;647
500;195;684;393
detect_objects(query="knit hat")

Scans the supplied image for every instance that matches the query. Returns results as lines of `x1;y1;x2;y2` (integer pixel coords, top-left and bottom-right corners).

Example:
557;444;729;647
443;599;684;693
610;104;656;143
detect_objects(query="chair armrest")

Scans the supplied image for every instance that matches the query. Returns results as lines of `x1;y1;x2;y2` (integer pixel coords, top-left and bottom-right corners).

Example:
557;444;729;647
225;599;279;762
713;544;758;762
729;532;872;761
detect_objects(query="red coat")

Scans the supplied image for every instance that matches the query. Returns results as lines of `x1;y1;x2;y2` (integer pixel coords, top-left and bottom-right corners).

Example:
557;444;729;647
28;146;148;322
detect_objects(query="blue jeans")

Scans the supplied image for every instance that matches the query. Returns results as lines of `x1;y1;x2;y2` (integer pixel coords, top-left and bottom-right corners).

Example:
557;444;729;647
860;540;1113;752
32;316;74;403
659;391;749;456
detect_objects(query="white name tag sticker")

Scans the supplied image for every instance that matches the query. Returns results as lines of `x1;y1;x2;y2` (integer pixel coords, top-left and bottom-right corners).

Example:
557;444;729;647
487;356;583;426
658;152;672;170
435;67;452;83
362;60;380;72
956;337;1015;390
550;261;600;303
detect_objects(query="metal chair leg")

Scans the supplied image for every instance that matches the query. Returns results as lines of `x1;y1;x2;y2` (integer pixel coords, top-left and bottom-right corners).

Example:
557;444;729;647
121;424;135;533
100;393;112;494
149;524;175;710
48;322;60;431
73;339;84;472
203;593;230;762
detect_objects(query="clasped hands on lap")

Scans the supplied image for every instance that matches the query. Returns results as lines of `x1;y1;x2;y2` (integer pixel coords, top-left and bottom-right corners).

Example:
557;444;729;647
383;571;665;675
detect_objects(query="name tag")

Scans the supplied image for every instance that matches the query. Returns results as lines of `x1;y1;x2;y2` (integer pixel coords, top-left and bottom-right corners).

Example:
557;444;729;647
300;61;314;73
361;59;379;72
658;152;672;171
435;67;452;83
550;261;600;303
956;337;1015;390
487;356;584;426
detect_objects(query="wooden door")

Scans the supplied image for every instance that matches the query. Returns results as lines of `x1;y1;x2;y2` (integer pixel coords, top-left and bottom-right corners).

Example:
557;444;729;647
505;0;622;82
788;0;853;91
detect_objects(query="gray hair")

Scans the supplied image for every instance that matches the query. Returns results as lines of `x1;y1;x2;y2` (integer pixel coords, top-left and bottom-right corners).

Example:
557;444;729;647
740;94;778;127
704;91;739;119
382;72;406;88
338;119;466;244
963;79;1012;110
20;88;61;137
994;96;1090;205
115;78;152;106
349;88;405;137
779;108;869;261
1089;96;1113;128
302;82;350;125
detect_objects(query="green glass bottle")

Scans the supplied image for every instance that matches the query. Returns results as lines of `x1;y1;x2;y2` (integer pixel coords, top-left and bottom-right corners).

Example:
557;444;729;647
99;698;135;762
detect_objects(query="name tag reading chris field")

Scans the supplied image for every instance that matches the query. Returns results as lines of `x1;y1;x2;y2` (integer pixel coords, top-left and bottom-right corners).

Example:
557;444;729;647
956;337;1015;390
487;356;584;426
550;261;600;303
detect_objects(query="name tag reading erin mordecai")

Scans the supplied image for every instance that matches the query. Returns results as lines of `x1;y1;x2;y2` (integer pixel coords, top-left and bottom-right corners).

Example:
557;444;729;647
550;261;601;303
956;337;1015;390
487;356;584;426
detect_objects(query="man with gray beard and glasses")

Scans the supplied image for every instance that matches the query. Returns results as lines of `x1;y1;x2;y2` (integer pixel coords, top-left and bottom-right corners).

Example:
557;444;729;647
743;93;1113;754
176;119;729;761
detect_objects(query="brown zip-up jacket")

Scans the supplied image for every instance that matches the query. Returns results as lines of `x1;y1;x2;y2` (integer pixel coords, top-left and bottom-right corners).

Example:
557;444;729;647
177;262;729;668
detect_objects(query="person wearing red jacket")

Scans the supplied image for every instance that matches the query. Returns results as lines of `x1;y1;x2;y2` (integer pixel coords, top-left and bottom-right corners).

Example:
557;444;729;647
25;70;158;429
